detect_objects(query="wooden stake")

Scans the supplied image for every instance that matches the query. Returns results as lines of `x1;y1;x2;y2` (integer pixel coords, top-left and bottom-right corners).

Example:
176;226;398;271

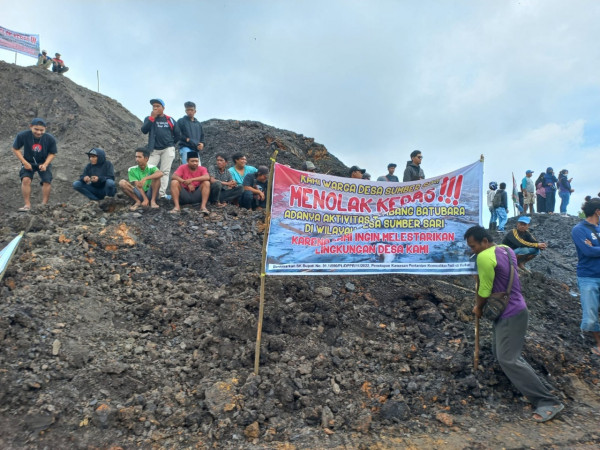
474;316;480;370
474;275;480;370
254;146;279;375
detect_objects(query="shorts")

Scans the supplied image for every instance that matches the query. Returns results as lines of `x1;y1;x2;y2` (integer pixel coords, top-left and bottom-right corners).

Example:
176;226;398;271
179;187;203;205
133;187;153;202
20;164;53;184
523;191;535;205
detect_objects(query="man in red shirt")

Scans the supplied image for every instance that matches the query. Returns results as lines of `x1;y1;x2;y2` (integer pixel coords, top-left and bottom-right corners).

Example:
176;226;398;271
170;151;210;214
52;53;69;74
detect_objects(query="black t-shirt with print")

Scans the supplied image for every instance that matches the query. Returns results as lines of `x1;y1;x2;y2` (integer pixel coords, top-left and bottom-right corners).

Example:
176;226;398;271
13;130;58;165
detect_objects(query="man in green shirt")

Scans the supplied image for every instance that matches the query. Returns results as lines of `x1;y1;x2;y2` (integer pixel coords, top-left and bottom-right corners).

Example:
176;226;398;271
118;148;163;211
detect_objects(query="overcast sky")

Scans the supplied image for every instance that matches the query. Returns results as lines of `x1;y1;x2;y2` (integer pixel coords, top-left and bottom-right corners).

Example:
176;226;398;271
2;0;599;219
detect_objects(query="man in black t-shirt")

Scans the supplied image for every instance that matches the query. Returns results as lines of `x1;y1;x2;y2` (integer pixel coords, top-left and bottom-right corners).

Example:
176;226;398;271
11;118;58;212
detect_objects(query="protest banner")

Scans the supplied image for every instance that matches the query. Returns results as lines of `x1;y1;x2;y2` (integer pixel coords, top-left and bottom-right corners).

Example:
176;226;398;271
265;160;482;275
0;26;40;58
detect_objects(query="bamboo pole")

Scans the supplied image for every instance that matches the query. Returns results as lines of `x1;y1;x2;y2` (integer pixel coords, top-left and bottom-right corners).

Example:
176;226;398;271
254;145;279;375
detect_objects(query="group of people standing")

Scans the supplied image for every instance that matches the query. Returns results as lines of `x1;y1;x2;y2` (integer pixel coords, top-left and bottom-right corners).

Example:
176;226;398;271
487;168;575;231
534;167;574;215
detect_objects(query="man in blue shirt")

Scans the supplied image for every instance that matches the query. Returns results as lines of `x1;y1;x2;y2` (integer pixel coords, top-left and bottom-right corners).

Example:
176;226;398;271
571;197;600;356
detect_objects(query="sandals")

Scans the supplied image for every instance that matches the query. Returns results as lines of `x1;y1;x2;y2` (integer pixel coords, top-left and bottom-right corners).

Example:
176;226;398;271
200;208;210;215
17;206;31;212
129;204;141;211
533;403;564;423
169;209;180;214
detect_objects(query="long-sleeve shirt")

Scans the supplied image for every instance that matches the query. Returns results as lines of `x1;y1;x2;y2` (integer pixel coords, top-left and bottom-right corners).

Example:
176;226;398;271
571;220;600;278
141;115;181;151
502;229;540;249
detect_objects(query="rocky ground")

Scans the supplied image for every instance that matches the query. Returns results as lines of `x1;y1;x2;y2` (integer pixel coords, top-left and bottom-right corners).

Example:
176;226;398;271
1;201;599;449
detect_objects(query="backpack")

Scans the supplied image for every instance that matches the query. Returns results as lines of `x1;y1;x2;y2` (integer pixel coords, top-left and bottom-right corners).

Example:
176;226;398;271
492;190;503;208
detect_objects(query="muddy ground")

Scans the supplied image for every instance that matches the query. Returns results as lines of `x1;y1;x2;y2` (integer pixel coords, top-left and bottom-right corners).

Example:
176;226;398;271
0;201;599;449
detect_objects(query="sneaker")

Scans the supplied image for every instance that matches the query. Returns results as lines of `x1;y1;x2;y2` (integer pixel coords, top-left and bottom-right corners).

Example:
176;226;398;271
161;194;172;200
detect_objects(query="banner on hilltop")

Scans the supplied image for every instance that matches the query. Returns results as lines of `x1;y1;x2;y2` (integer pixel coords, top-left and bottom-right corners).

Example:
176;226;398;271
265;161;483;275
0;26;40;58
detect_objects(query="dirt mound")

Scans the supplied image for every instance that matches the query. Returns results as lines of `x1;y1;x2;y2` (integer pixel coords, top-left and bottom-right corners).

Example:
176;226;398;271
0;62;347;212
0;62;598;448
0;203;599;449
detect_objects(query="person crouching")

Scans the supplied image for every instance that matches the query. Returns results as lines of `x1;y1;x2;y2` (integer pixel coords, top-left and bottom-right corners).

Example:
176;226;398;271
72;148;116;201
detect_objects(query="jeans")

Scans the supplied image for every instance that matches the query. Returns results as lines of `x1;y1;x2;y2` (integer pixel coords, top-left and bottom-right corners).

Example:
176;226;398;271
148;147;176;197
513;247;540;256
489;207;497;227
240;190;266;209
559;191;570;214
73;179;116;200
577;277;600;332
496;207;508;230
179;147;200;165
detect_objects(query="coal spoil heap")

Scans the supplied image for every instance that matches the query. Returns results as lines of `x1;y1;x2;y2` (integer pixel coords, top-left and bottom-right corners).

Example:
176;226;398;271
0;61;348;212
0;61;599;449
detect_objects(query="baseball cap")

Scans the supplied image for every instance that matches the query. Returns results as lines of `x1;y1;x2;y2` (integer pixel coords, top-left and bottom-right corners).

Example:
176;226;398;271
150;98;165;107
517;216;531;224
349;165;366;175
31;118;46;127
526;170;534;174
388;163;397;168
86;148;100;156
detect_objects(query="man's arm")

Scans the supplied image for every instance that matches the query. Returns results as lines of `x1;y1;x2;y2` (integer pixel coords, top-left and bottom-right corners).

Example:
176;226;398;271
12;148;31;169
402;167;411;182
141;117;154;134
39;153;55;171
573;227;600;257
172;119;181;144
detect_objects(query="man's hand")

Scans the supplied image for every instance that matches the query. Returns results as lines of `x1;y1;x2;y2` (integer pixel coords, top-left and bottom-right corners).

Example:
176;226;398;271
472;305;483;318
150;109;158;118
183;179;192;186
197;143;204;151
83;176;91;184
188;183;196;192
538;243;548;250
39;163;48;172
258;192;265;201
134;180;144;189
91;176;99;183
23;161;33;171
141;198;149;207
